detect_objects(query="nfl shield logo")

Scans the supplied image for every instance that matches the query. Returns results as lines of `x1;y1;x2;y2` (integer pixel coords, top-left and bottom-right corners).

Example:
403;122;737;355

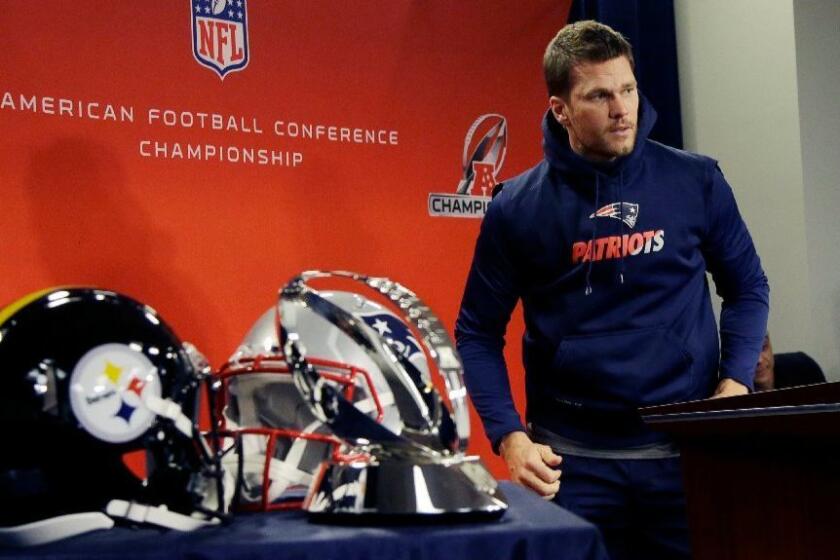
191;0;249;79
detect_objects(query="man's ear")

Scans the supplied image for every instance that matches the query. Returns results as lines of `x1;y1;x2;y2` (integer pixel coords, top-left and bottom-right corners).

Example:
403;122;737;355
549;95;567;125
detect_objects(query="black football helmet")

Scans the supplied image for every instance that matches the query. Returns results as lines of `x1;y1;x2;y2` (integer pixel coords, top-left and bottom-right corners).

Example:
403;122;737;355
0;287;227;546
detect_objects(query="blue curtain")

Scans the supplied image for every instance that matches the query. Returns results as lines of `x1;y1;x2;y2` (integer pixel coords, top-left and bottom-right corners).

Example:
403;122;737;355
568;0;683;149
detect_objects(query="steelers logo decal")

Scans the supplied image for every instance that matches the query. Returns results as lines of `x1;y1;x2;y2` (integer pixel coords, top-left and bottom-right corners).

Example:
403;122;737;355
69;343;162;443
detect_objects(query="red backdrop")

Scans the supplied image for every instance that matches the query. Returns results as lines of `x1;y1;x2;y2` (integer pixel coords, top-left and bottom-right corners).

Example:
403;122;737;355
0;1;571;478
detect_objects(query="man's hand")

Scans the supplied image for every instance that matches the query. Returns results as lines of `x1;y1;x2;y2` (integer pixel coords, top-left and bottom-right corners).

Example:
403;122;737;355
499;431;562;500
710;377;750;399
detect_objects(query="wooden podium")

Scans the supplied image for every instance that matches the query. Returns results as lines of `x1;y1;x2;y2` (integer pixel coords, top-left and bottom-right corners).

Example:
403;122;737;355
641;382;840;560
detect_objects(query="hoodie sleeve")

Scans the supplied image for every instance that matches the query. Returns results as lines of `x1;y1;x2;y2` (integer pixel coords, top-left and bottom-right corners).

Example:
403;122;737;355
455;197;525;452
702;164;770;390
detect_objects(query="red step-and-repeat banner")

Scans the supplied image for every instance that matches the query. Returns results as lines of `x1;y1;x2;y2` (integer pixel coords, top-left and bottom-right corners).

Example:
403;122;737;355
0;1;571;477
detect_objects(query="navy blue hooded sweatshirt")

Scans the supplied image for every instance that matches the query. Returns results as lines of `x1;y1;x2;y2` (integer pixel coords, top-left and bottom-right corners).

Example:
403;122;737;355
455;96;769;450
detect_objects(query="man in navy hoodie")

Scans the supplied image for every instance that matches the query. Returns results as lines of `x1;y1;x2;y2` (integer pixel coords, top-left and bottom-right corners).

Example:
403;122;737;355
455;20;769;560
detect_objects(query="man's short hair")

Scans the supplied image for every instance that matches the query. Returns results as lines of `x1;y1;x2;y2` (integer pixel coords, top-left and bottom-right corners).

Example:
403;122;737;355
543;20;635;98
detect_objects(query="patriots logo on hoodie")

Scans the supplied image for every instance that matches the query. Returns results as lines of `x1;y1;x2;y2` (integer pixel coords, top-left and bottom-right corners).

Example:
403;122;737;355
589;202;639;228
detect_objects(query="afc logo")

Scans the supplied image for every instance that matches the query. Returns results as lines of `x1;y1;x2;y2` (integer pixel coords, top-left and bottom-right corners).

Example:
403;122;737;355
455;114;507;197
191;0;249;79
428;113;508;219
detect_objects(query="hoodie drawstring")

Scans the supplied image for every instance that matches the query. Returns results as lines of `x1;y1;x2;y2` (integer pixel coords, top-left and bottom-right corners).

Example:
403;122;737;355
584;175;599;295
618;171;626;285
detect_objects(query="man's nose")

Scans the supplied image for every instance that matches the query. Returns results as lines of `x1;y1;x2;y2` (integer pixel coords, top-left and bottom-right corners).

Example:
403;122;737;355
610;95;628;118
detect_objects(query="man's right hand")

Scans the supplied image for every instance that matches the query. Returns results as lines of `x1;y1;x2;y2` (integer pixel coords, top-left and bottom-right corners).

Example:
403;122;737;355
499;431;562;500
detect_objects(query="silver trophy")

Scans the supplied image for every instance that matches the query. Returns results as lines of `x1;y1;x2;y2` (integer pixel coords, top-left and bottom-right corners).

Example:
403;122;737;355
278;270;507;521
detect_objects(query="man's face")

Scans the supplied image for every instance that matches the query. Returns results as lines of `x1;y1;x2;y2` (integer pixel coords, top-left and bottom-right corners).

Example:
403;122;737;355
754;334;775;391
550;56;639;163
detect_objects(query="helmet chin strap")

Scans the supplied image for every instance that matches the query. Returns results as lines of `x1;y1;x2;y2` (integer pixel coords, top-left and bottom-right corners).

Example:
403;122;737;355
143;393;195;437
0;512;114;547
105;500;220;531
0;497;223;548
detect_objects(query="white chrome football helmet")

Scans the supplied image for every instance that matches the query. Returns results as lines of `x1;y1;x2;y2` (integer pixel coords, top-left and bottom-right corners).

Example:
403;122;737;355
215;291;418;510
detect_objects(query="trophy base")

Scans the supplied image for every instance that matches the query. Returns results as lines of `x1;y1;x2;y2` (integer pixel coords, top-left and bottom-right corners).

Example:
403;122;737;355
304;453;507;522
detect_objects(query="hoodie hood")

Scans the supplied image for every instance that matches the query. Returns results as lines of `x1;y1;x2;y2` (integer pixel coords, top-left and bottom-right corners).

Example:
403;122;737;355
542;93;658;180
